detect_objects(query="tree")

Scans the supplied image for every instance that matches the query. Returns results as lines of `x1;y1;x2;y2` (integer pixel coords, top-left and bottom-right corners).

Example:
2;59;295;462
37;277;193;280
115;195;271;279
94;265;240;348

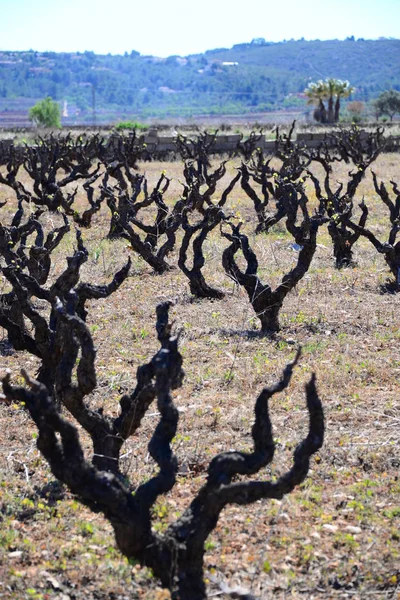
2;309;324;599
333;79;354;122
346;101;365;123
305;79;354;124
373;90;400;121
306;126;384;268
29;96;61;128
347;174;400;290
305;79;328;123
221;188;326;333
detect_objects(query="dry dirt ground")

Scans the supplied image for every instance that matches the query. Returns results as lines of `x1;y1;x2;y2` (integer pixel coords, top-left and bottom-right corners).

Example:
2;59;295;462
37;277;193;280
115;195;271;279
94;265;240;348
0;152;399;599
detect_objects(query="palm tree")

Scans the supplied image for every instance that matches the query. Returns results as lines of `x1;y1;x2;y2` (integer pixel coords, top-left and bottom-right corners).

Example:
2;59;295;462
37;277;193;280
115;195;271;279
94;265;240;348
305;80;328;123
325;78;338;123
333;80;355;122
305;79;355;124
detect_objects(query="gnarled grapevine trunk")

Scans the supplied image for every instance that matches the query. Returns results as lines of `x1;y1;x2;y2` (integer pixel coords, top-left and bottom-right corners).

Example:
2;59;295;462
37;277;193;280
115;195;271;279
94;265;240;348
3;342;324;599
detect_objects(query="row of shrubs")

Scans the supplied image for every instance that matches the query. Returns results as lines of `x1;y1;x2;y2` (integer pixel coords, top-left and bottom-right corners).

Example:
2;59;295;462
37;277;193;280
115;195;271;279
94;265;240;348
0;124;397;598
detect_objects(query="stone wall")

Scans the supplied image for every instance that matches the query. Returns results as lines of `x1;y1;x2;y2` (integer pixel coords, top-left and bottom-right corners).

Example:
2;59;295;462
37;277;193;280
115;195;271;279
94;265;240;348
140;129;400;154
1;128;399;157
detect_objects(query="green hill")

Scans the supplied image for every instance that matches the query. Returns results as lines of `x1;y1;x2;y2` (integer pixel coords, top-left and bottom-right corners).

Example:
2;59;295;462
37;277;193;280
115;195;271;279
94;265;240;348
0;38;399;123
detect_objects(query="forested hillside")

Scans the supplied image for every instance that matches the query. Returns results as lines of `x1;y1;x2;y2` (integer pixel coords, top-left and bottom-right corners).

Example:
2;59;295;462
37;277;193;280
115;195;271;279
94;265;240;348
0;37;399;123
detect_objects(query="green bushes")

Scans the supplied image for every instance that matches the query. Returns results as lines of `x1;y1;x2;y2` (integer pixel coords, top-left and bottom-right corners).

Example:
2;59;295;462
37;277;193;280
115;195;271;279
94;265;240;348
29;97;61;128
114;120;148;131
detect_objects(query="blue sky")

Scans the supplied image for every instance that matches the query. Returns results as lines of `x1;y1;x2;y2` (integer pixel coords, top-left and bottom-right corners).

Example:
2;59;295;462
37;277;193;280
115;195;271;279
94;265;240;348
1;0;399;57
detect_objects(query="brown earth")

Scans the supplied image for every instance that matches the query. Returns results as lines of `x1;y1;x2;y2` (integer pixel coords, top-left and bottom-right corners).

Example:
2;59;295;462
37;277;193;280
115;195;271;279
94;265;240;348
0;153;399;599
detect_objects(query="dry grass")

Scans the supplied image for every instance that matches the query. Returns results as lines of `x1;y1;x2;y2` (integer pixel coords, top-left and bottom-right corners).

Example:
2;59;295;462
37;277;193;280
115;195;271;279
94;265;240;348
0;153;399;600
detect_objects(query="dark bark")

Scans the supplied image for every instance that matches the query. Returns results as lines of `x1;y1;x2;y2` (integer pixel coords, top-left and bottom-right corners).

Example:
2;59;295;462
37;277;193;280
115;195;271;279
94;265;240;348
178;208;225;300
0;293;33;353
129;174;181;263
346;177;400;288
0;210;64;361
102;170;174;273
236;130;264;161
2;345;324;600
0;229;132;399
0;276;183;474
22;134;100;213
306;126;384;268
240;126;311;234
240;162;288;234
121;223;172;273
175;130;218;183
222;189;325;333
334;96;341;123
0;143;29;209
58;167;104;228
177;172;239;299
315;99;327;124
328;202;368;268
102;131;147;169
0;134;115;227
328;93;334;124
25;215;70;284
348;219;400;287
176;137;233;217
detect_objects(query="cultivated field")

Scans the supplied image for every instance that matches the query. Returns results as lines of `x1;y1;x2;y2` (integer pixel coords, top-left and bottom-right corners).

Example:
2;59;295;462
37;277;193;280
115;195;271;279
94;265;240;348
0;151;399;599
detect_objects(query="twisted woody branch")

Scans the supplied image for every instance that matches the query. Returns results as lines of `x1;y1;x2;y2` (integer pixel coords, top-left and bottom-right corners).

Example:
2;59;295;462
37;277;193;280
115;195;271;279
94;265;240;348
222;185;326;333
0;208;70;348
0;227;131;397
102;170;174;273
239;123;311;234
346;174;400;288
306;126;384;267
178;172;240;299
2;339;323;600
